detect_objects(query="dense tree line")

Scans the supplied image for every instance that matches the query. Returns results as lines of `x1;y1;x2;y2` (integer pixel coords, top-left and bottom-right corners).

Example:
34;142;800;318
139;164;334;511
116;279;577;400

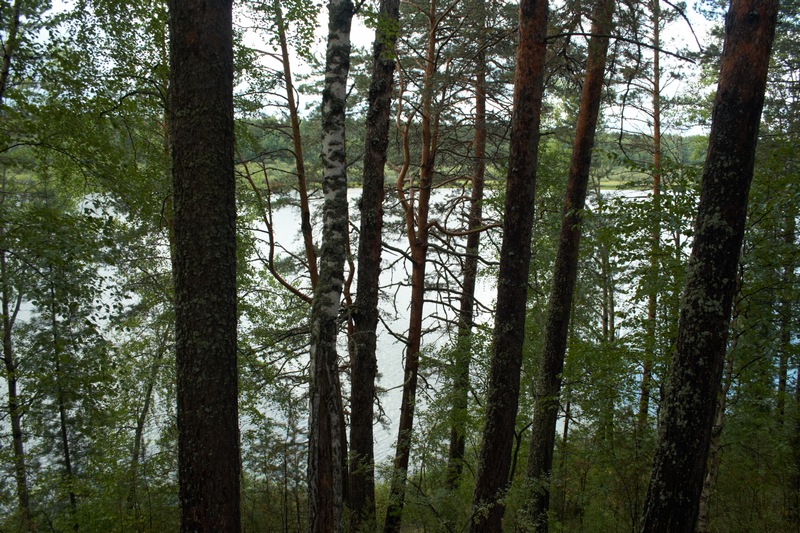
0;0;795;531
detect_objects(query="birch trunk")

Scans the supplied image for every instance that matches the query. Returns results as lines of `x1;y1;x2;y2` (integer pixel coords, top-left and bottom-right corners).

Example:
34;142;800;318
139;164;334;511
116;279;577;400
307;0;353;530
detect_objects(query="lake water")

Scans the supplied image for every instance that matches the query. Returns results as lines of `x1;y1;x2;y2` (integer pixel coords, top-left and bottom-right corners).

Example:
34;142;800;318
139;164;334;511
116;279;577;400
262;186;685;463
264;187;499;462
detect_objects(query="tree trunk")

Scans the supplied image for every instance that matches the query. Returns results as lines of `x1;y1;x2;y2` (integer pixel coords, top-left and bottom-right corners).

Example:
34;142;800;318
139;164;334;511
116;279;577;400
556;399;570;524
348;0;400;529
468;0;548;529
1;221;33;530
307;0;353;530
524;0;614;529
0;0;22;106
637;0;662;440
696;287;741;533
168;0;241;529
49;284;78;530
640;0;779;529
383;2;439;530
781;207;798;522
274;0;318;288
790;356;800;526
446;0;488;489
127;330;168;513
600;237;616;343
776;211;795;421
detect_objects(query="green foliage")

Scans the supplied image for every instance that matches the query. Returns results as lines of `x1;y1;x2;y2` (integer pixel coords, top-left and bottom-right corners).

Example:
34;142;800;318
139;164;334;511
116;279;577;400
0;0;796;530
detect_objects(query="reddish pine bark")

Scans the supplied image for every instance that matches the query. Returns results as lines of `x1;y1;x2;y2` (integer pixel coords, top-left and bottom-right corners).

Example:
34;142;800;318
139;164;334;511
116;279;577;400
383;2;439;530
469;0;548;530
640;0;779;529
637;0;662;439
273;0;318;288
446;0;488;489
524;0;615;529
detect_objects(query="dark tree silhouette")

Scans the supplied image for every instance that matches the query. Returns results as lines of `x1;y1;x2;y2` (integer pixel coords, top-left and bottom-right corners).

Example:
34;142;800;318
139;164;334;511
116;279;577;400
348;0;401;529
169;0;240;530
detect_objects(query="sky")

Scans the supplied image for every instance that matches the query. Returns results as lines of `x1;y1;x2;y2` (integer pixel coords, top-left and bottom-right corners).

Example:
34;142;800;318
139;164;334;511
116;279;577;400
240;0;719;135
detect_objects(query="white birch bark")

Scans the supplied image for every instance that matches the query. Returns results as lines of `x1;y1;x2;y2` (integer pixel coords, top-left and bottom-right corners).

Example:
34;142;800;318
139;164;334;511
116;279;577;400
307;0;354;530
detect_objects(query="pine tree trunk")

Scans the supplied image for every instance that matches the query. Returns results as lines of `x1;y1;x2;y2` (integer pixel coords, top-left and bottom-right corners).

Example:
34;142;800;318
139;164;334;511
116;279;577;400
0;0;36;501
1;243;33;530
790;358;800;526
776;212;795;421
0;20;32;530
446;0;488;489
696;293;741;533
308;1;354;530
348;0;400;529
556;399;570;524
524;1;614;529
640;0;779;528
637;0;662;440
780;206;798;521
274;0;318;288
468;0;548;530
50;285;78;530
127;332;167;513
383;2;439;530
168;0;240;529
